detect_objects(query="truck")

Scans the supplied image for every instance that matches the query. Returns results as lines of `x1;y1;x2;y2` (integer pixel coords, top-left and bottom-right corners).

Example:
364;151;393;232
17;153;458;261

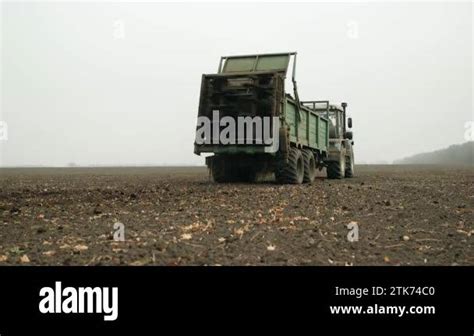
194;52;354;184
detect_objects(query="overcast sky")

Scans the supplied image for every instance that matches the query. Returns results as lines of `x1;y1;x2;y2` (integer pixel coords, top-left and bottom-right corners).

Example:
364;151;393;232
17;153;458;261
1;1;472;166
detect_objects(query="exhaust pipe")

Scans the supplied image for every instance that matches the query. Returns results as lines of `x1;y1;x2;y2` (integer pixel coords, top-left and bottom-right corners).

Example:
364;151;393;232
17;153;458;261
341;102;347;134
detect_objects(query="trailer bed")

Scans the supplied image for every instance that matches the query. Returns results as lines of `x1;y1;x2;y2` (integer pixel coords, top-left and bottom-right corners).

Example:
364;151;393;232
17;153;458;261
285;97;329;153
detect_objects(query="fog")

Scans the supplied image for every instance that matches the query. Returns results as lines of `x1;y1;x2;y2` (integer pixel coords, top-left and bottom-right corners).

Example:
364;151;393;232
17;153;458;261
1;1;472;166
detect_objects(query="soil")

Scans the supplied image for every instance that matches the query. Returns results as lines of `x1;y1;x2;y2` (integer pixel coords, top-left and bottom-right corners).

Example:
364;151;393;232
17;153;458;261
0;165;472;266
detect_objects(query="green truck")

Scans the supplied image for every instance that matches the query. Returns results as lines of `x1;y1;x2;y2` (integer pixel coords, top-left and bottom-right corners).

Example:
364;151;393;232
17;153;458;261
194;52;354;184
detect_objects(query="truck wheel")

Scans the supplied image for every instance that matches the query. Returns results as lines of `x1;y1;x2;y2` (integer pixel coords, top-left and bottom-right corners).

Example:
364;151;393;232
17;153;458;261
302;149;316;184
345;155;354;178
211;164;230;183
210;157;234;183
327;154;346;179
212;163;255;183
275;147;304;184
238;168;257;183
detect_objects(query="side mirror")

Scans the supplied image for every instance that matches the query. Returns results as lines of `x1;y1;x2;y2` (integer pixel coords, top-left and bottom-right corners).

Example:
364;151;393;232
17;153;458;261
345;131;353;140
348;117;353;128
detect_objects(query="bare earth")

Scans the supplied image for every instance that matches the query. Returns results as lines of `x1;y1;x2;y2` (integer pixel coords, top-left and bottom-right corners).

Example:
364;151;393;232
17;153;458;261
0;165;472;266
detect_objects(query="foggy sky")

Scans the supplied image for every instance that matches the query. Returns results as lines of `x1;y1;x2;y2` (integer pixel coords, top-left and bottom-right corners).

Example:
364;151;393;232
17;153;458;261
1;1;472;166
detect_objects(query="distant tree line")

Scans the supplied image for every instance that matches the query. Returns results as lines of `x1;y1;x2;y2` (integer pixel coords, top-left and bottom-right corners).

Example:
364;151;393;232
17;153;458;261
394;142;473;165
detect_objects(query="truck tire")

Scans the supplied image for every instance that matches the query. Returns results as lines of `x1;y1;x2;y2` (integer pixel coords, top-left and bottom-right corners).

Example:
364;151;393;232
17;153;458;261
211;158;256;183
302;149;316;184
327;154;346;179
210;156;235;183
345;154;354;178
275;147;304;184
211;163;231;183
238;168;257;183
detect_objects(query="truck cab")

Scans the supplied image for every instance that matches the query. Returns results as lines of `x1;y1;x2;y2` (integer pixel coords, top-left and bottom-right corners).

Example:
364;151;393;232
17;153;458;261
301;101;355;179
326;103;355;178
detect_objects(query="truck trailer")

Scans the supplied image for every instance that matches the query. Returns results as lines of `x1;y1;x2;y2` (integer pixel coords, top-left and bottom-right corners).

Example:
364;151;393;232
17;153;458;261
194;52;354;184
